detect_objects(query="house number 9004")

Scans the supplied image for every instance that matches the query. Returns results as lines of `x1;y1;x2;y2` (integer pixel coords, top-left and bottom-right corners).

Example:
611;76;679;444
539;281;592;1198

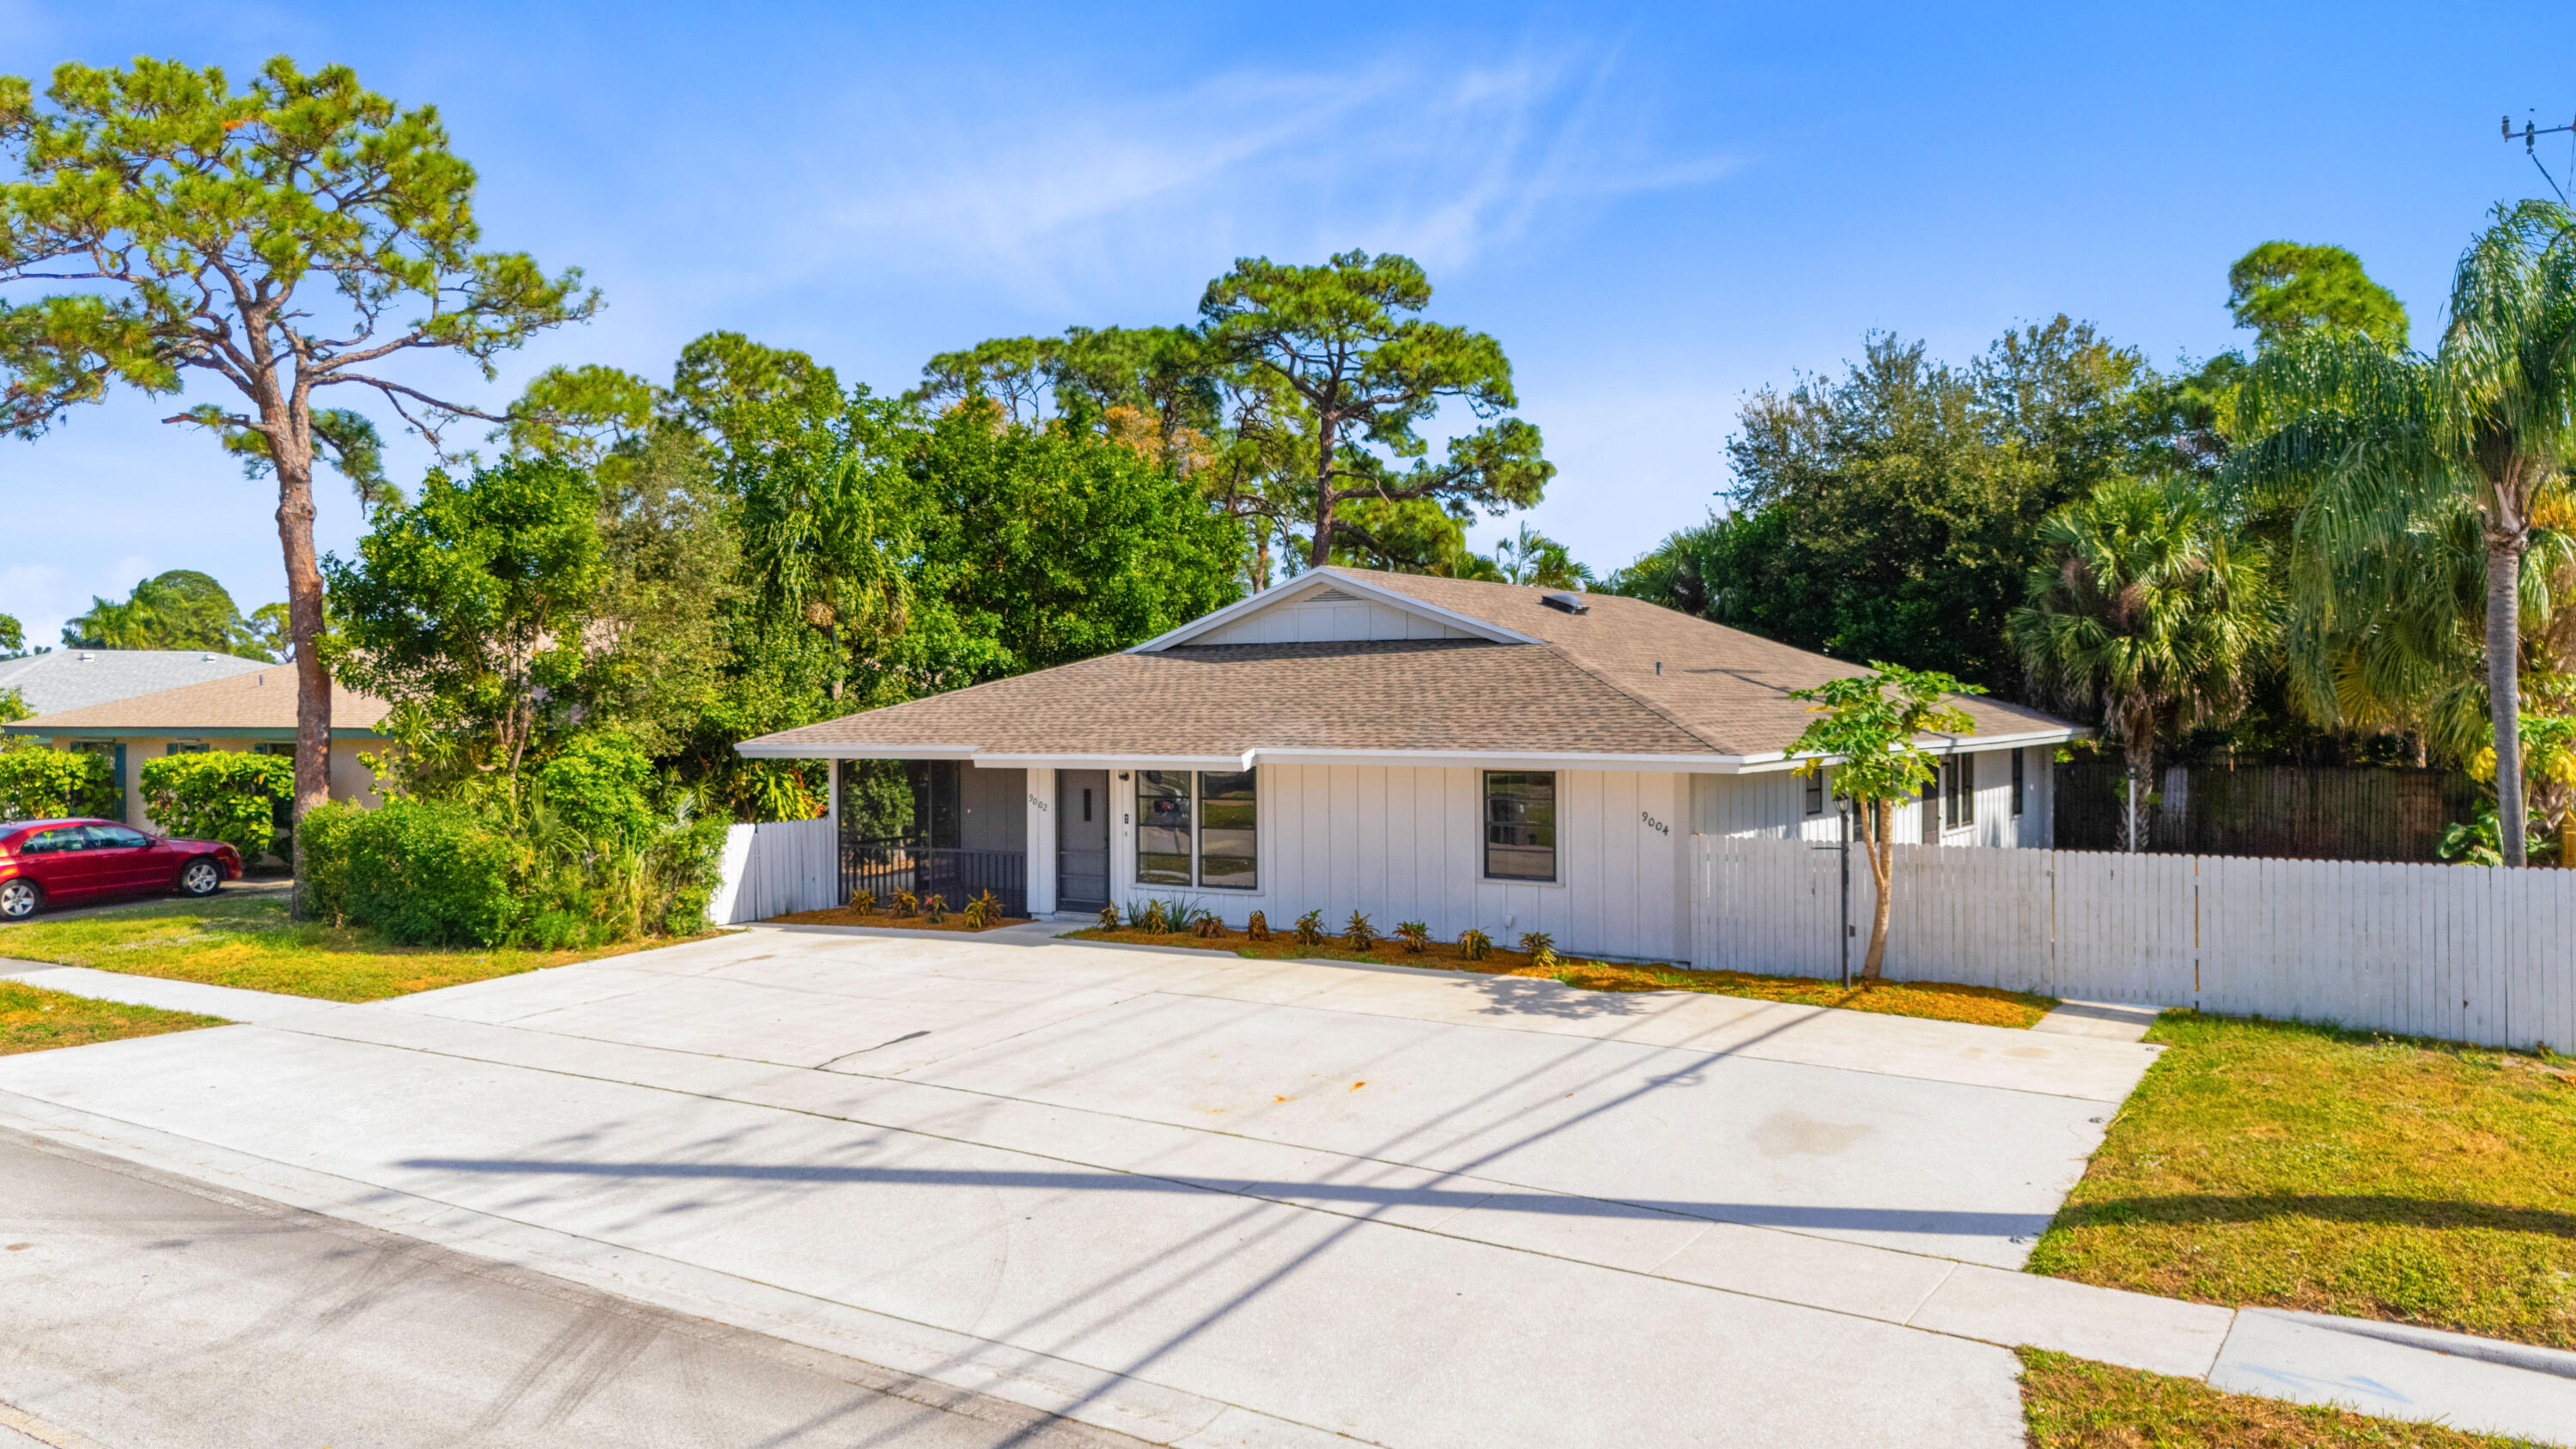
1640;812;1669;836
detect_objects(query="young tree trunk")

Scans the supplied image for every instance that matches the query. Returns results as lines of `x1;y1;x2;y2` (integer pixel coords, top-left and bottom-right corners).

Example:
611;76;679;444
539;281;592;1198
1862;797;1893;980
2488;535;2527;866
275;451;332;922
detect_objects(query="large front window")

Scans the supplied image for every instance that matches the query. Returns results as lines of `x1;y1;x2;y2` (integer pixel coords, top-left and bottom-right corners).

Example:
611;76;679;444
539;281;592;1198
1137;770;1259;890
1484;771;1557;881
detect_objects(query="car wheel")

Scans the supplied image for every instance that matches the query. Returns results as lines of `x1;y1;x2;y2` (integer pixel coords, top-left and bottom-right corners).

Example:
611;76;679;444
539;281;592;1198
0;879;41;920
178;858;223;898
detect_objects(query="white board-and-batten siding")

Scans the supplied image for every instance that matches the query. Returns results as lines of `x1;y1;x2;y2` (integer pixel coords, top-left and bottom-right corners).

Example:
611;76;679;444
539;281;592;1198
1098;763;1689;963
1188;594;1479;646
1689;746;2051;849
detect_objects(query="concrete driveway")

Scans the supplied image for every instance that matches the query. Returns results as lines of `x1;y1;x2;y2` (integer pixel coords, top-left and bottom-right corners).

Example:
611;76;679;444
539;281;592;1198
0;925;2169;1448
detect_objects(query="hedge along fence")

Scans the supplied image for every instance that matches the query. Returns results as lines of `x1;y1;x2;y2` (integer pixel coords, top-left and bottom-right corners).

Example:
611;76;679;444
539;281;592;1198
138;751;293;861
0;747;119;821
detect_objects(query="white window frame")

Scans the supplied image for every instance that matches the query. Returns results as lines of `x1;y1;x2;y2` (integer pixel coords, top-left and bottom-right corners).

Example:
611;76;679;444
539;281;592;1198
1133;768;1261;892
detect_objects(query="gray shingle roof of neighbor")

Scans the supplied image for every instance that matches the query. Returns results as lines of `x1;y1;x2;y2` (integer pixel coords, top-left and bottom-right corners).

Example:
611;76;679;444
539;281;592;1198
4;670;391;735
0;649;273;718
738;566;2083;764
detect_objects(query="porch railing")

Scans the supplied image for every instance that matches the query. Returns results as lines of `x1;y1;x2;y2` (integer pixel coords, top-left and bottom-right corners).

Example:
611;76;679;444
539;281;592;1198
840;835;1028;918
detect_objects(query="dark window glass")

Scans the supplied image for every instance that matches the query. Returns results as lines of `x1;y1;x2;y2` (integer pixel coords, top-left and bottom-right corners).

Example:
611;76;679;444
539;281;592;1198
1197;770;1257;890
1941;755;1976;830
1484;771;1558;881
19;828;81;855
1136;771;1193;886
1082;788;1093;823
2010;750;2025;818
1802;770;1825;817
82;825;149;849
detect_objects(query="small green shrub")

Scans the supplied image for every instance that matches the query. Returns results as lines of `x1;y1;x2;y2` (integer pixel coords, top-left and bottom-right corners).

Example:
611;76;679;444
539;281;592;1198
1245;910;1271;941
140;750;292;861
1098;901;1121;928
892;890;919;917
341;799;518;947
1394;921;1430;953
1517;931;1554;957
1139;898;1170;934
1193;909;1226;939
849;890;877;915
1457;928;1492;961
1343;911;1376;950
0;747;118;821
1293;910;1326;946
295;800;365;925
1529;947;1561;972
922;892;947;922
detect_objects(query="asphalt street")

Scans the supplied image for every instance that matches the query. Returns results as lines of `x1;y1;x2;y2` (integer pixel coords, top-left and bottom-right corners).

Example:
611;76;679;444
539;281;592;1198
0;1126;1145;1449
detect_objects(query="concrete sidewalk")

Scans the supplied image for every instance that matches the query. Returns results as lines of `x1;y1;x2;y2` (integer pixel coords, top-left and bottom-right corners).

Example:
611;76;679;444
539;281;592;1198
2;931;2568;1446
0;960;325;1024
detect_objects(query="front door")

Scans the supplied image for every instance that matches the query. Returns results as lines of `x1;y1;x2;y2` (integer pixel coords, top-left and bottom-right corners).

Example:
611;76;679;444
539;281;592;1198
1055;770;1110;912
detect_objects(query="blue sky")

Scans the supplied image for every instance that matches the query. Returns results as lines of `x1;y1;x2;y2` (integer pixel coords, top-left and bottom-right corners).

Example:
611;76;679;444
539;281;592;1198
4;1;2574;644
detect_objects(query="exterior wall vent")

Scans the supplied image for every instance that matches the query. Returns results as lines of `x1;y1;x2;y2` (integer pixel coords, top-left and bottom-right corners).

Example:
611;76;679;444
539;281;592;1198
1540;592;1590;614
1309;587;1361;604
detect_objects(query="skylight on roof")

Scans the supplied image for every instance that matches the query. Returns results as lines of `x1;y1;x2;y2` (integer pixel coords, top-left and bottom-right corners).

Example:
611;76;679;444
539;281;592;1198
1540;592;1589;614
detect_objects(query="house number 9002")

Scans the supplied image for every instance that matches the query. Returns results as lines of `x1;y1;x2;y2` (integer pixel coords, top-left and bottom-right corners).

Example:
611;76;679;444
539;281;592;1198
1640;812;1669;836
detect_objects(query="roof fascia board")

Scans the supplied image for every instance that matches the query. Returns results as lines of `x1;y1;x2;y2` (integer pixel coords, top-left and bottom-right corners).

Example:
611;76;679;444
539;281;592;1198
732;728;2087;770
733;741;981;761
2;724;385;740
1127;570;1540;651
1732;727;2090;775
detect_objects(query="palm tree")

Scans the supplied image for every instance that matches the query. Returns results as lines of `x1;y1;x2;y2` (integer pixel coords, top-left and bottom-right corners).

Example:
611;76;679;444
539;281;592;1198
2008;477;2274;851
2230;202;2576;865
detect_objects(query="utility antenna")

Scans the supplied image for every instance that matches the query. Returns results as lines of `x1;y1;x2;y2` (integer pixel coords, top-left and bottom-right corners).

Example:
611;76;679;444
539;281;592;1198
2503;111;2576;204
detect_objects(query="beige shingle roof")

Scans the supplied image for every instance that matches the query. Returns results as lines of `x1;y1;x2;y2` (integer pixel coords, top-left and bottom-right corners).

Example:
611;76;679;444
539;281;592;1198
5;668;392;734
741;567;2080;763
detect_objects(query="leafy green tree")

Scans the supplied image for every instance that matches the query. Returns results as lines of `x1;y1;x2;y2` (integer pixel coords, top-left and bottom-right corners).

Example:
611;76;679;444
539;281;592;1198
1784;665;1980;979
2231;203;2576;864
1200;250;1552;569
0;686;28;725
0;612;22;656
0;56;594;894
63;569;256;653
2008;477;2274;851
1488;522;1595;588
734;395;914;703
325;459;605;793
903;399;1245;685
2227;241;2410;351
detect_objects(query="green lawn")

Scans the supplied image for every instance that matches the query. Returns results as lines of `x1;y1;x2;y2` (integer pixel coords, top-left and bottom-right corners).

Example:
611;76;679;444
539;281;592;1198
2029;1013;2576;1349
2018;1349;2541;1447
0;892;702;1002
2;977;226;1055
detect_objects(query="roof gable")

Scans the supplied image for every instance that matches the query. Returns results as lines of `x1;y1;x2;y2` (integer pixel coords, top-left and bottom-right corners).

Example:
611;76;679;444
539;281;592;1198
1133;570;1538;651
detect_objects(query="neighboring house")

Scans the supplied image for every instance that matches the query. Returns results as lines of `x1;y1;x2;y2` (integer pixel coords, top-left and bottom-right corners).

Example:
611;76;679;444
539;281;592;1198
0;648;273;716
3;670;392;831
736;567;2085;963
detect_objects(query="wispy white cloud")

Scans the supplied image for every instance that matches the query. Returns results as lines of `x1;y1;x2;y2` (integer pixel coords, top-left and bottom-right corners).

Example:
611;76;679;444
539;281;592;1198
781;40;1737;309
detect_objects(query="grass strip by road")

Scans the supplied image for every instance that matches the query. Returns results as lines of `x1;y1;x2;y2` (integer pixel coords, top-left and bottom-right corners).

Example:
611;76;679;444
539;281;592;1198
2029;1013;2576;1349
1;893;707;1002
1067;927;2056;1029
2017;1348;2536;1447
2;978;226;1055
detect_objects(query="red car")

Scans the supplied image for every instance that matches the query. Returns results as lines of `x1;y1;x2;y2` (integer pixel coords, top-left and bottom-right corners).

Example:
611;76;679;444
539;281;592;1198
0;819;244;921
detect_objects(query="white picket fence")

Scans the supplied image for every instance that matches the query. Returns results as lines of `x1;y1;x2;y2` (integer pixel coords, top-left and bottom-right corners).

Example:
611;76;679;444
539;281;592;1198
1691;835;2576;1053
708;818;838;926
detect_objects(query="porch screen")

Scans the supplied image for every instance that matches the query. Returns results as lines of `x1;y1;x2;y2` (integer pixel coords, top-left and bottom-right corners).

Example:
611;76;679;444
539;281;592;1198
1483;771;1558;882
1197;770;1257;890
1137;771;1192;885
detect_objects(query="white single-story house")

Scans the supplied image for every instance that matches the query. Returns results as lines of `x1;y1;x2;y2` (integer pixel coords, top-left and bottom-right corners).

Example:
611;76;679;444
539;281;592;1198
734;567;2084;962
3;669;391;832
